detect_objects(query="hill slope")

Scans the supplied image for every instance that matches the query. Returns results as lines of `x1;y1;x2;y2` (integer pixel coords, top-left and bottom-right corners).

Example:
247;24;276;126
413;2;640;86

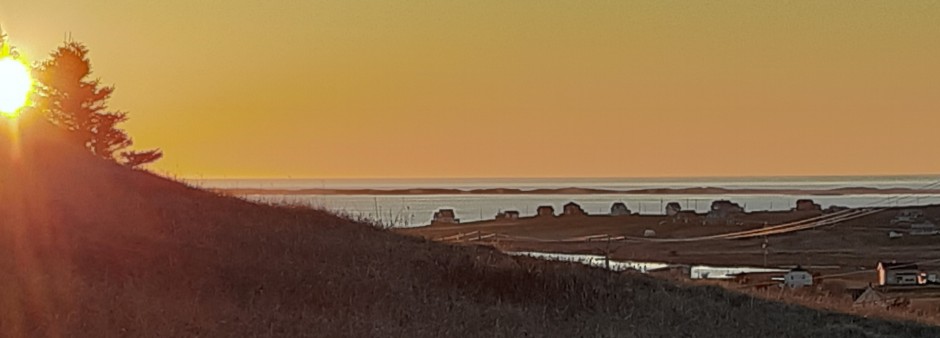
0;121;937;337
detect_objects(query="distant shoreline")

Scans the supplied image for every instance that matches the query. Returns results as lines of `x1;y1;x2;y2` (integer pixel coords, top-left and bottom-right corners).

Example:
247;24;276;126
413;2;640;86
215;186;940;196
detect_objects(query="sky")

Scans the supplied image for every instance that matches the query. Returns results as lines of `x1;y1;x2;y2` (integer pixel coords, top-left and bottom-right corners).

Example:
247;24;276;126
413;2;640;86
0;1;938;178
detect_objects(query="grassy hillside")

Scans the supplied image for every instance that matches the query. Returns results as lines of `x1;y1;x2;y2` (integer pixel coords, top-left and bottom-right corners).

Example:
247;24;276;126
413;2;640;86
0;121;938;337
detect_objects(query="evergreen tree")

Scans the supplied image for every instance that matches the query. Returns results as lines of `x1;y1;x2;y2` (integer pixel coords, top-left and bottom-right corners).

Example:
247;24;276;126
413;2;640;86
33;41;161;167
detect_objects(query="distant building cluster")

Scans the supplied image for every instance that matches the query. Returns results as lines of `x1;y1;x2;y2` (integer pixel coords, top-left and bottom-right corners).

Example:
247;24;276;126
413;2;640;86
877;261;936;286
887;209;938;238
430;198;844;226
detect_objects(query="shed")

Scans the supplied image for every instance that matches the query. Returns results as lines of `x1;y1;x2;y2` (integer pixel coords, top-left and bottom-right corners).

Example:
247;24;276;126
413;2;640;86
643;229;656;237
783;267;813;288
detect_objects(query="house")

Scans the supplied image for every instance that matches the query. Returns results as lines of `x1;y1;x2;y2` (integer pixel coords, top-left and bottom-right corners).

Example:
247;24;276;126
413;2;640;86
910;221;938;236
562;202;587;216
892;209;925;225
610;202;631;216
783;267;813;288
431;209;459;224
536;205;555;217
794;199;822;212
495;210;520;220
705;200;744;225
876;261;923;286
665;202;682;216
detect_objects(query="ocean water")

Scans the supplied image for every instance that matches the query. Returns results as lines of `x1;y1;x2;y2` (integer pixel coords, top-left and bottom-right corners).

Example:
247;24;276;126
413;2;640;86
194;175;940;191
192;176;940;227
509;251;790;279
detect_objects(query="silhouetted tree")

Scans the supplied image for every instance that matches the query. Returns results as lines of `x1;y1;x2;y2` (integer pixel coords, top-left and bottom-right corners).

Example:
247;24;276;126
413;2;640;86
0;29;18;59
33;41;161;167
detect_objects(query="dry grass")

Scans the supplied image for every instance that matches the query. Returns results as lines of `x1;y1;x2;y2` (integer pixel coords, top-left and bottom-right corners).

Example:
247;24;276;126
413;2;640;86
0;122;938;337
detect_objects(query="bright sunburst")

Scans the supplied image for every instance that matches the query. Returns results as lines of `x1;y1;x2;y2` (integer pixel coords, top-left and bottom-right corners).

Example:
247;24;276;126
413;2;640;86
0;57;32;117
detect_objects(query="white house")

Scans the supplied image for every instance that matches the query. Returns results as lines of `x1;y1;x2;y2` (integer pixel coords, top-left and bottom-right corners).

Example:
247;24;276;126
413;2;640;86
783;267;813;288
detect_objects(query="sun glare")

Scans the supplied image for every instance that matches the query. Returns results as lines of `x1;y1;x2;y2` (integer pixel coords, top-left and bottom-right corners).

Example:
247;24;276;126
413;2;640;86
0;57;33;117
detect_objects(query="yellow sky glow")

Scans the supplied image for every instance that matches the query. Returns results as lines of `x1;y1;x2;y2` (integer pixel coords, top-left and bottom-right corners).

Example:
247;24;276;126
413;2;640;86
1;1;938;178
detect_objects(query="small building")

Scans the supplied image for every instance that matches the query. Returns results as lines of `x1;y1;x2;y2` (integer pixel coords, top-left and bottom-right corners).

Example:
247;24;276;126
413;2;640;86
783;267;813;288
665;202;682;216
495;210;520;220
431;209;459;224
536;205;555;217
643;229;656;237
877;261;923;286
910;221;938;236
610;202;631;216
794;199;822;212
562;202;587;217
705;200;744;225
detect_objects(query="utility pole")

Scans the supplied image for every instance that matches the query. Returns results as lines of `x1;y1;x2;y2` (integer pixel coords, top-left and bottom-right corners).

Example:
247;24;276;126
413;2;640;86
762;234;769;267
605;235;612;271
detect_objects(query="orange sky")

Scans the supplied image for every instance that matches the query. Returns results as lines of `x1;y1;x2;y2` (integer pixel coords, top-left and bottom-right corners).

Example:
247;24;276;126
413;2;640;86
1;1;938;178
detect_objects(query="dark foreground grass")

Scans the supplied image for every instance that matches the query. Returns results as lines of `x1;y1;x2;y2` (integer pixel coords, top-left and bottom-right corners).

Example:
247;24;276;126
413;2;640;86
0;122;938;337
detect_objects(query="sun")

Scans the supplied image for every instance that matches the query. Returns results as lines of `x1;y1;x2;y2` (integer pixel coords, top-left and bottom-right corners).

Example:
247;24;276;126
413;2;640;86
0;57;33;117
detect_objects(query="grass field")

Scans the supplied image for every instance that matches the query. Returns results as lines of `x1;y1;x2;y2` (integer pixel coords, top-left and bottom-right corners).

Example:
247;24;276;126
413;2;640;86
1;121;938;337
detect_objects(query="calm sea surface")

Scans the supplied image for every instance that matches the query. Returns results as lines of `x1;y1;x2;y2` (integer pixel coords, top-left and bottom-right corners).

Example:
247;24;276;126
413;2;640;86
192;176;940;227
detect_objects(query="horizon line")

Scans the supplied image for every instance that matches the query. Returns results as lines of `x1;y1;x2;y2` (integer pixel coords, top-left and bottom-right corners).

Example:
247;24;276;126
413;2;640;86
176;173;940;181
